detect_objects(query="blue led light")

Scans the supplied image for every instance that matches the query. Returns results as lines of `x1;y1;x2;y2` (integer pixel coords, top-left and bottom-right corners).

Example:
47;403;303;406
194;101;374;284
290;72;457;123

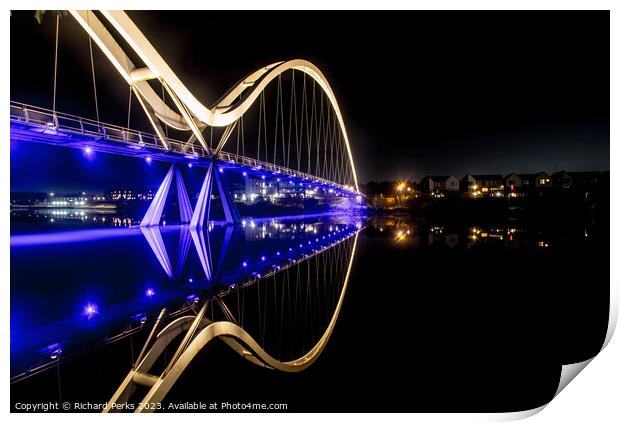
82;146;95;161
242;261;248;267
145;288;155;298
261;255;266;261
82;303;99;319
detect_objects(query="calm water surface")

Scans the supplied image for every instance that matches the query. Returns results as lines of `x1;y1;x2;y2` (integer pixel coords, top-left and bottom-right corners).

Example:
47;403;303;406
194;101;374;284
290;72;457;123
10;207;609;412
11;209;364;377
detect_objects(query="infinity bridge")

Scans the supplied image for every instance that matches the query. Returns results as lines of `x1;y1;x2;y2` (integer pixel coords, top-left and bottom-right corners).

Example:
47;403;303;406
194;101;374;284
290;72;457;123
11;10;364;412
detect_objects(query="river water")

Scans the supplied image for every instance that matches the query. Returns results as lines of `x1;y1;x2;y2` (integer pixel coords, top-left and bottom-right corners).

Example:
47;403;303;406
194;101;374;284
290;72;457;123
10;206;609;412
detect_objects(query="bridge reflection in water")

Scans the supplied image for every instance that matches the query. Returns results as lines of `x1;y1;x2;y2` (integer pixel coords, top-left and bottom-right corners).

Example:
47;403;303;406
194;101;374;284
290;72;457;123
9;9;370;412
10;214;363;410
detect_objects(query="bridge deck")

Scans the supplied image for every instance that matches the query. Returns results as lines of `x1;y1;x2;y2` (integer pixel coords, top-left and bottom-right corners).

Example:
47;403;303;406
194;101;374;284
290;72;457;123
10;101;358;195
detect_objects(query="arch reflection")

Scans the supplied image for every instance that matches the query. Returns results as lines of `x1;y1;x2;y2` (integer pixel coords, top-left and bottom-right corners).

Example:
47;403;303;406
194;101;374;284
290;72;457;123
111;217;361;412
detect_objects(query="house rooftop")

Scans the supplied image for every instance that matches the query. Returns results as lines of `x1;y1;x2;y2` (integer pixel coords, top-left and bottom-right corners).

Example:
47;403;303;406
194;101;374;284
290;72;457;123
517;172;549;179
467;174;504;181
424;175;454;182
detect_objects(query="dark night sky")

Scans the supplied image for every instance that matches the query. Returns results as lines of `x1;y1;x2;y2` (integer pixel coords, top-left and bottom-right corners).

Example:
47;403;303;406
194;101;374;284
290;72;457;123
10;10;609;192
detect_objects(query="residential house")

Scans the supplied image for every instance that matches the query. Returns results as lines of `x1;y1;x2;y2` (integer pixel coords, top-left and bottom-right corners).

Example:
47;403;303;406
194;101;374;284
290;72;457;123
504;173;523;197
551;171;573;190
420;176;459;194
460;174;504;197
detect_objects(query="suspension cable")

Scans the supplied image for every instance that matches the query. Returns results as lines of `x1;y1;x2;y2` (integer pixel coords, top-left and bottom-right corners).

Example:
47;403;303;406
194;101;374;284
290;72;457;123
236;114;240;156
334;118;340;184
273;74;280;165
334;119;347;185
241;114;245;156
88;44;100;125
325;102;333;181
294;72;300;171
126;86;132;130
287;71;295;169
331;108;337;183
299;73;307;173
311;80;318;177
52;13;60;121
304;74;312;174
279;75;285;169
263;89;268;162
257;91;263;162
318;90;324;179
161;83;169;139
86;14;100;126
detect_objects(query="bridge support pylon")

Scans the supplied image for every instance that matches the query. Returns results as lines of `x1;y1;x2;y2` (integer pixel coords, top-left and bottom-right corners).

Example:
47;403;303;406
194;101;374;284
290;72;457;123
190;159;241;229
140;164;193;227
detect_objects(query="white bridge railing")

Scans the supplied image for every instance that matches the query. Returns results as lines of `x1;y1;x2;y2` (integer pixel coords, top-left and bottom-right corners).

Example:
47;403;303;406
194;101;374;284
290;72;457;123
10;101;357;193
9;101;205;156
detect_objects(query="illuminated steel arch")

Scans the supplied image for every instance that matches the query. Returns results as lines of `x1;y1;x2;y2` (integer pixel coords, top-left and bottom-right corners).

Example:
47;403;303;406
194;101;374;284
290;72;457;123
69;10;359;193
